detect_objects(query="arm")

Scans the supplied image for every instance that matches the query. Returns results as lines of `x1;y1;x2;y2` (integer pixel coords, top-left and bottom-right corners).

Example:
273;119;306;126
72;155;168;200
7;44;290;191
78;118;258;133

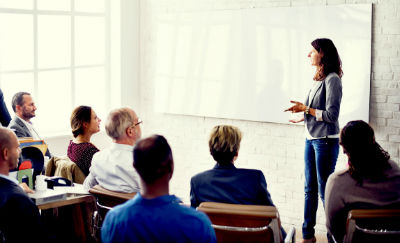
0;89;11;126
321;75;342;123
19;182;34;193
325;174;347;243
258;171;275;206
83;172;98;190
190;177;199;208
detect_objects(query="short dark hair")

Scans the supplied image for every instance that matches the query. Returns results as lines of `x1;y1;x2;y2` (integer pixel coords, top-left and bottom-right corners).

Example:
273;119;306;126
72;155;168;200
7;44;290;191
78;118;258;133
70;106;92;138
133;135;173;184
311;38;343;81
340;120;391;184
11;92;30;112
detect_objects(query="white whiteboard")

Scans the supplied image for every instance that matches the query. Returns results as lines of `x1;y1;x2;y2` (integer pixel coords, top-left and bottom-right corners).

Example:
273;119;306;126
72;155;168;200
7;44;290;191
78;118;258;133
154;4;371;126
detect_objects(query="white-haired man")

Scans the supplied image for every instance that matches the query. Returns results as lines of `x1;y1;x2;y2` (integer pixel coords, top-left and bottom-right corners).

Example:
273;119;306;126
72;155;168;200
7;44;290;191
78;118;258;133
83;107;142;193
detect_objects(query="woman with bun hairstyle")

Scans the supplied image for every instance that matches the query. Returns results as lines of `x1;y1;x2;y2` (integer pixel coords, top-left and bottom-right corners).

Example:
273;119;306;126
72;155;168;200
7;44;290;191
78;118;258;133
67;106;101;176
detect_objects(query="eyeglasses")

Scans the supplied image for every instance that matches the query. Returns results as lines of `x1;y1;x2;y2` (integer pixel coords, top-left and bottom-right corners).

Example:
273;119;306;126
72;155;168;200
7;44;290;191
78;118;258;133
133;118;143;127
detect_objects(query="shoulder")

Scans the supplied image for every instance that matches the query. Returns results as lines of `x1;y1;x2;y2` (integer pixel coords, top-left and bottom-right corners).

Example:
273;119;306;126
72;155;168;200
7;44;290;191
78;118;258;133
8;117;22;128
91;148;107;160
69;142;99;153
236;168;264;176
1;180;37;208
327;168;351;187
324;73;341;84
177;203;212;224
87;143;100;152
191;169;214;181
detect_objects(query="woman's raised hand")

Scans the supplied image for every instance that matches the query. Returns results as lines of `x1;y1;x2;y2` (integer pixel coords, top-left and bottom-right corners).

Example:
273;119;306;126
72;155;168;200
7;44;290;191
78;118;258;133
284;100;306;113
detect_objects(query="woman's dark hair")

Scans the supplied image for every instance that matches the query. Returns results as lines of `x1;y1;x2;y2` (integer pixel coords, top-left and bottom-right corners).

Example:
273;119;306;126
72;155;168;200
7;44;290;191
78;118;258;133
70;106;92;138
311;38;343;81
340;120;391;184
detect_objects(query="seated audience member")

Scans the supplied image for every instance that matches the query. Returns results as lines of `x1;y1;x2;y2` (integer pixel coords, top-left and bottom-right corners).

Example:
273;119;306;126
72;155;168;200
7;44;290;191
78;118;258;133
68;105;101;176
325;120;400;243
101;135;216;243
0;88;11;127
8;91;51;158
190;125;276;208
0;127;47;242
83;107;142;192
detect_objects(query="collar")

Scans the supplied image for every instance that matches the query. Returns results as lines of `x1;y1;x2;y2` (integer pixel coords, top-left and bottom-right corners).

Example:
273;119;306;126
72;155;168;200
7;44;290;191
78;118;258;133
111;142;134;151
213;163;236;170
0;173;19;185
16;115;32;127
134;193;182;206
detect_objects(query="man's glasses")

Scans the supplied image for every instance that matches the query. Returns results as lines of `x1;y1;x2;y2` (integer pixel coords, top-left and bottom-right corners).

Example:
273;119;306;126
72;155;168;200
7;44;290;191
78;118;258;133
133;118;143;127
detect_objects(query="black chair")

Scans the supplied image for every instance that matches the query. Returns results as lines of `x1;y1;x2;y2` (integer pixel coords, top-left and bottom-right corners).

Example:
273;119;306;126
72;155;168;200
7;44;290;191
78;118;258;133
89;185;136;242
20;146;44;187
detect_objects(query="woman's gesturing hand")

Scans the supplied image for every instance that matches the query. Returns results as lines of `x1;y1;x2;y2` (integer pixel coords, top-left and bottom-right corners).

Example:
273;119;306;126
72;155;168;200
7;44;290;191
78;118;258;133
284;100;307;113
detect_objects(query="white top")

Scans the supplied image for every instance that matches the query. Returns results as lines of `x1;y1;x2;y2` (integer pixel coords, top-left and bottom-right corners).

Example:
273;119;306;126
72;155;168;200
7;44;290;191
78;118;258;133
83;143;140;193
17;116;41;140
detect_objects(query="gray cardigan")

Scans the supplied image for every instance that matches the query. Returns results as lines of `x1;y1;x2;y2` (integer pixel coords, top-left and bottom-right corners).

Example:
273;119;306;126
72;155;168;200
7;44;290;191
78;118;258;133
304;72;342;138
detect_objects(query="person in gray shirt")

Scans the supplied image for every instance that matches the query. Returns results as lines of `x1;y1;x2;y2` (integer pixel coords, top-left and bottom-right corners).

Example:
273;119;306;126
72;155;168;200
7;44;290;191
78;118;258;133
325;120;400;243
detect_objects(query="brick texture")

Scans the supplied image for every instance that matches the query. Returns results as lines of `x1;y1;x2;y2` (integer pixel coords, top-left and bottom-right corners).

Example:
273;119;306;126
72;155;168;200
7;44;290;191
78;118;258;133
139;0;400;237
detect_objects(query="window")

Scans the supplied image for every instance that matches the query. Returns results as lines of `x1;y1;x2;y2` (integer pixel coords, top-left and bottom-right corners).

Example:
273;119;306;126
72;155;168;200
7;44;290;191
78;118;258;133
0;0;121;136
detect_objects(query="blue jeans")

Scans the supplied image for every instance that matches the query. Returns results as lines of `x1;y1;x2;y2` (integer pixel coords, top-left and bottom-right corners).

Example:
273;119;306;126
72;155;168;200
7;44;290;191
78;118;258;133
302;138;339;239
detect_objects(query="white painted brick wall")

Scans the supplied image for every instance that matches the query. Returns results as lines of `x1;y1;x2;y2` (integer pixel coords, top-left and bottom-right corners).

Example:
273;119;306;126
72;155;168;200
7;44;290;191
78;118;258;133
139;0;400;237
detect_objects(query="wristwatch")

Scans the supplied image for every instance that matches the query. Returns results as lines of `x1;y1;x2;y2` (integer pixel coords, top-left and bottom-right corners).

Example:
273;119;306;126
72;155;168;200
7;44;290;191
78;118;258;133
305;106;310;115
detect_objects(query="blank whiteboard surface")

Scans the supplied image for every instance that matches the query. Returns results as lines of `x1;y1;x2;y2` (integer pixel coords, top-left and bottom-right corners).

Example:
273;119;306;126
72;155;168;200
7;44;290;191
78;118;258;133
154;4;371;126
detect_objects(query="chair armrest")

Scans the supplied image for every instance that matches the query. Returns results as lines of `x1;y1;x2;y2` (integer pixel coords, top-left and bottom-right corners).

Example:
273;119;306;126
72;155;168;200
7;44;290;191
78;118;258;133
284;226;296;243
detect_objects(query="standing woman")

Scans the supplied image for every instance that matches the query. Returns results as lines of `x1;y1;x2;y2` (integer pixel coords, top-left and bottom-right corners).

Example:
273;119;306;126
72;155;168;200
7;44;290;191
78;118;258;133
68;105;101;176
284;38;343;243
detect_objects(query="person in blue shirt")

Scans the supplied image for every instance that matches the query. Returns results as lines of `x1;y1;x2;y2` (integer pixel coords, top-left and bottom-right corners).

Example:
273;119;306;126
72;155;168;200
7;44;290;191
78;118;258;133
101;134;216;243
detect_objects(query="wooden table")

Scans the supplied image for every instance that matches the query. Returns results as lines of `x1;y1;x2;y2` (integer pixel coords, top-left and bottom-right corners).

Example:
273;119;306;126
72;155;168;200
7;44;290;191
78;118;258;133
39;194;96;242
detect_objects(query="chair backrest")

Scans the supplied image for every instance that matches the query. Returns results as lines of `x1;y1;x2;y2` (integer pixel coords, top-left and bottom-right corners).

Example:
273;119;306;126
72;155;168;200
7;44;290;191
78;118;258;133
88;185;136;240
343;209;400;243
89;185;136;209
197;202;282;243
21;146;44;185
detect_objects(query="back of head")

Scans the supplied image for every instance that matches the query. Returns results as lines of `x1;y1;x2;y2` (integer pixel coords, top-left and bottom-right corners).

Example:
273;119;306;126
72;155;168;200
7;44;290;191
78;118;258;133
0;127;12;158
11;91;30;112
311;38;343;80
70;105;92;138
0;127;18;172
340;120;391;182
133;135;173;184
209;125;242;165
105;108;135;140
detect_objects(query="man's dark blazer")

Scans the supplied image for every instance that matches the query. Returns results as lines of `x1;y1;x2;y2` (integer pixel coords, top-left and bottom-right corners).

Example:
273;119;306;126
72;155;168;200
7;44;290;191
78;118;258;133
0;89;11;127
8;116;51;158
190;163;275;208
0;176;44;242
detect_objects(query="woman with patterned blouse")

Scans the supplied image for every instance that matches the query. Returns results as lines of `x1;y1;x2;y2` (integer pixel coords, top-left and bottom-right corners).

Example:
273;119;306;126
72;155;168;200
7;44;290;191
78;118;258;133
67;105;101;176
